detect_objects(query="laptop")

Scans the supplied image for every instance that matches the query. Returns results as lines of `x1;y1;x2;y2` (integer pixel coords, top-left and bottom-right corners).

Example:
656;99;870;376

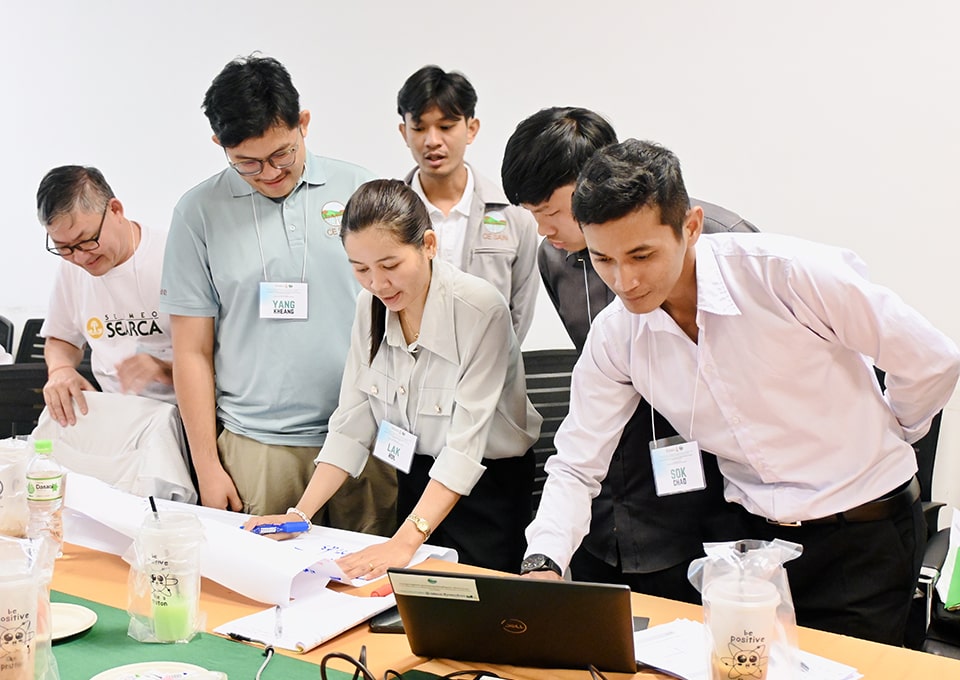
386;567;637;673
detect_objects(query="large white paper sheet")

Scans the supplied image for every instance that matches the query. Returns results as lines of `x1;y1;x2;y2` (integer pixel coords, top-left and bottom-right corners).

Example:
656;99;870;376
63;472;457;605
213;590;397;652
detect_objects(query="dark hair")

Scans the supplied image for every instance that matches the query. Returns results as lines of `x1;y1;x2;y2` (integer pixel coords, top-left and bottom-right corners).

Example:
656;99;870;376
202;54;301;148
397;65;477;122
36;165;115;225
572;139;690;238
501;107;618;206
340;179;432;363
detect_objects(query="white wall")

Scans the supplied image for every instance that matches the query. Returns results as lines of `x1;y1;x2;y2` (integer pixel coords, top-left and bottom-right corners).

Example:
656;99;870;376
2;1;958;514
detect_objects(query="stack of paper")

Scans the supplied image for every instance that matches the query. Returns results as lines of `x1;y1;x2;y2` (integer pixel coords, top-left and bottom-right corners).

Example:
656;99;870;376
633;619;861;680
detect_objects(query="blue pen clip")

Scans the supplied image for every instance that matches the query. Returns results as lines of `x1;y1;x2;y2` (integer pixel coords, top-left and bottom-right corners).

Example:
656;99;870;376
250;521;310;535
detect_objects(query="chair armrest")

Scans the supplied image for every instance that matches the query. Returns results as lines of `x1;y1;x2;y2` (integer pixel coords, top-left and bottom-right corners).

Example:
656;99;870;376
924;528;951;573
923;501;947;538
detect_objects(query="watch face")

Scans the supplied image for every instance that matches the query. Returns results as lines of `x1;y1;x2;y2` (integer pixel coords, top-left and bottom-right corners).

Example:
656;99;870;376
521;555;546;572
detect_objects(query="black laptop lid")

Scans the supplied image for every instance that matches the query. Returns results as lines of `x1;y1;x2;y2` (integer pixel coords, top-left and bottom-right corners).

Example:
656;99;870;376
387;568;637;673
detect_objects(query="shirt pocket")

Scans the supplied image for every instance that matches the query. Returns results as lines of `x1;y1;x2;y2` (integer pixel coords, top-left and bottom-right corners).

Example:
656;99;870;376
416;386;456;418
356;365;397;407
414;386;456;453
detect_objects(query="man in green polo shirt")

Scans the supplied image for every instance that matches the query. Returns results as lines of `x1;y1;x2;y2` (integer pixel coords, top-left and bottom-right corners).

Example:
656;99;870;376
160;55;395;534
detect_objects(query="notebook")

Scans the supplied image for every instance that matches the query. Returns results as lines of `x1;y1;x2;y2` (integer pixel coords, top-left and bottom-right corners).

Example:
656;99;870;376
387;567;637;673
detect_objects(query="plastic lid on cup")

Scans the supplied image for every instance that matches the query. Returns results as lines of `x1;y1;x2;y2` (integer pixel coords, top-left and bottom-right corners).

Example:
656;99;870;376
703;576;780;608
33;439;53;454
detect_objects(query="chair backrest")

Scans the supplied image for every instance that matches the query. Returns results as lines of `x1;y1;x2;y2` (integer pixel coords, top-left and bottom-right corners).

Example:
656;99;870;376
522;349;579;514
0;315;13;354
0;363;48;437
0;362;99;438
15;318;46;363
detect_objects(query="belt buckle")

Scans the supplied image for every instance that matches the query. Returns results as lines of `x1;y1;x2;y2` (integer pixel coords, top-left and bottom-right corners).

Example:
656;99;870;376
766;518;802;527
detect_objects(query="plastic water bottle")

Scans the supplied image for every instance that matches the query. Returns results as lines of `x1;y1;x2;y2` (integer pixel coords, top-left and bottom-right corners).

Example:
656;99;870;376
26;439;65;556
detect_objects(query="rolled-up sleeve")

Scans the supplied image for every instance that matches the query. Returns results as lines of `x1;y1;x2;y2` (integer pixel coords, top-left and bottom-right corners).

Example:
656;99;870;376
427;302;513;495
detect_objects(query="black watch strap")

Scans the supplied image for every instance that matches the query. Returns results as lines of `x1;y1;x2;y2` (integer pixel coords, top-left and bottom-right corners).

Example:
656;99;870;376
520;553;562;576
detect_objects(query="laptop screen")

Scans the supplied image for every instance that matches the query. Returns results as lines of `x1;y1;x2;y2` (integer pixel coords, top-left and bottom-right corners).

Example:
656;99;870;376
387;567;637;673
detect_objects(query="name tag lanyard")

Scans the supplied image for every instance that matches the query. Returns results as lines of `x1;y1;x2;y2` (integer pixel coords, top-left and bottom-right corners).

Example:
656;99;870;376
102;218;146;305
253;189;310;319
647;329;707;496
373;337;434;473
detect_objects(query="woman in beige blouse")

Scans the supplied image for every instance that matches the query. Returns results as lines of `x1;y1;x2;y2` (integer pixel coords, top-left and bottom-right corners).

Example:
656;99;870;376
247;179;541;575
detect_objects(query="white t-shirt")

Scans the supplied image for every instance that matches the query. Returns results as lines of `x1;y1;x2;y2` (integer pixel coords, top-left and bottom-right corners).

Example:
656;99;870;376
42;224;175;403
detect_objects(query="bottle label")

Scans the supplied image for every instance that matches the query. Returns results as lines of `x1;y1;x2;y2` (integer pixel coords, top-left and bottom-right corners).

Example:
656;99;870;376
27;474;63;502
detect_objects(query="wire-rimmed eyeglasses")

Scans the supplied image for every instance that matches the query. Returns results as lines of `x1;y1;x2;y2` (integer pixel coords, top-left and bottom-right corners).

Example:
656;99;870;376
226;133;301;176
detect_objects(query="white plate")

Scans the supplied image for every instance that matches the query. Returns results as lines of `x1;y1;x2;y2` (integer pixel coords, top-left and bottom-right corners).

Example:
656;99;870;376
89;661;207;680
51;602;98;640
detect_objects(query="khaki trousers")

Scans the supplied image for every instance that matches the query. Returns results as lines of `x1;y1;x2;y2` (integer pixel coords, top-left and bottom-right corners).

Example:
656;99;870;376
218;429;398;536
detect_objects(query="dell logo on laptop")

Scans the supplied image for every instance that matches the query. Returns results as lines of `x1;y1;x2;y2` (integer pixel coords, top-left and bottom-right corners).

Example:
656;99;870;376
501;619;528;634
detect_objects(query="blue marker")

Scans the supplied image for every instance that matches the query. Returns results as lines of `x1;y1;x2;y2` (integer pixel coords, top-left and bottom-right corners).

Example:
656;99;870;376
249;521;310;535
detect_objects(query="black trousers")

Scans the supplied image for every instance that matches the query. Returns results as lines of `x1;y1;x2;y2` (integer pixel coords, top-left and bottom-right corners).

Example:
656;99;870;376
728;495;925;646
397;450;534;574
569;547;702;604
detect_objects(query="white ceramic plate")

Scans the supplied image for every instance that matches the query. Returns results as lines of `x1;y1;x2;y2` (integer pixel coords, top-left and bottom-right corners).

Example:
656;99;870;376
51;602;98;640
88;661;207;680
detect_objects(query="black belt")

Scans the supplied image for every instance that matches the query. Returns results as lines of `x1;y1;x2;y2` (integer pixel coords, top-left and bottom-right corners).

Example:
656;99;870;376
766;476;920;527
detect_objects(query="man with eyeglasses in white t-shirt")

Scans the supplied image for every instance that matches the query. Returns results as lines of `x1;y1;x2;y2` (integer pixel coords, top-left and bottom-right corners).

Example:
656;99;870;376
38;165;175;427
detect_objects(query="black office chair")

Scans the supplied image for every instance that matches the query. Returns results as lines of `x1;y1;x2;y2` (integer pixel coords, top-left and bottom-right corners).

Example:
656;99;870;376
917;528;960;658
871;369;956;654
0;353;100;439
14;317;46;363
522;349;579;514
0;363;49;438
0;315;13;354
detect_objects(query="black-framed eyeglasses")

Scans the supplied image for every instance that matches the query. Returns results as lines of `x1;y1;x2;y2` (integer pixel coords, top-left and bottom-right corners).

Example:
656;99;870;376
46;200;109;257
226;133;301;176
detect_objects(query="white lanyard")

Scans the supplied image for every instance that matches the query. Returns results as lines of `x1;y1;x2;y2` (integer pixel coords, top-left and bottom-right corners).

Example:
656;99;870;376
647;320;707;496
580;255;593;322
647;321;702;443
251;186;309;283
388;333;433;434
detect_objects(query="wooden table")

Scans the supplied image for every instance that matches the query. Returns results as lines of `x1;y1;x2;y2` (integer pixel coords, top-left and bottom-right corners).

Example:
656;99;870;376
52;543;960;678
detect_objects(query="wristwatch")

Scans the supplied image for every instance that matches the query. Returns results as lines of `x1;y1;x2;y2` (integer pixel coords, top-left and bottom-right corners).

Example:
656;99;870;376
406;513;431;540
519;553;562;576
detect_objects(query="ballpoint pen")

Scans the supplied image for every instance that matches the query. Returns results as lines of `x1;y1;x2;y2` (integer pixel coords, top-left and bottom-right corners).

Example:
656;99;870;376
248;521;310;535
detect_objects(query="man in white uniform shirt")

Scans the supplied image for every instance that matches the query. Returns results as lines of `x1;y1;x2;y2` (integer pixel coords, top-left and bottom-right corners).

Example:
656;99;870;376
398;65;538;341
38;165;174;427
522;139;960;646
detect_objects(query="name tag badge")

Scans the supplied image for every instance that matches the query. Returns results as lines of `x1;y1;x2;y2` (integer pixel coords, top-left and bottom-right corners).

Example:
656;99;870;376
649;435;707;496
259;282;308;319
373;420;416;473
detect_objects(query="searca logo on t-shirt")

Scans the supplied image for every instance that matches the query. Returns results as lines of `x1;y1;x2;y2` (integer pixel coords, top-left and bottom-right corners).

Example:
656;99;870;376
86;311;164;340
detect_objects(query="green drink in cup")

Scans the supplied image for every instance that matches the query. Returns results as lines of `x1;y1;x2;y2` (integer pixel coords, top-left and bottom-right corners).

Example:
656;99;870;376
137;511;204;643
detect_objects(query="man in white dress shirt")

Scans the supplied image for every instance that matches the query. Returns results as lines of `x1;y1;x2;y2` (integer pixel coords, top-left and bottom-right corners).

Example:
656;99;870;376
522;139;960;645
